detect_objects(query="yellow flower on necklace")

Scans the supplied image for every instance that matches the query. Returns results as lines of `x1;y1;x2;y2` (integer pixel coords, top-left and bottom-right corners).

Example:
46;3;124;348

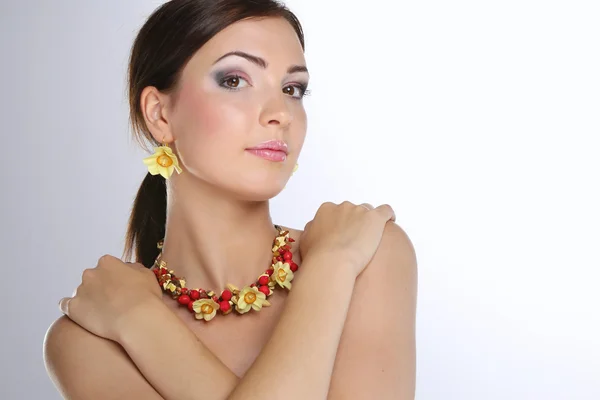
192;299;219;321
272;261;294;290
143;145;182;179
164;281;177;293
236;286;267;314
272;234;288;252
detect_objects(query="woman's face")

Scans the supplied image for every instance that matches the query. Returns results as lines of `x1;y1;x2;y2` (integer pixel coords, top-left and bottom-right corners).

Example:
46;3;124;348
166;17;309;200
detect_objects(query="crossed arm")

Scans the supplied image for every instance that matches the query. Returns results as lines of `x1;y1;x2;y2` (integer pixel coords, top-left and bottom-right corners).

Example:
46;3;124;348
44;222;417;400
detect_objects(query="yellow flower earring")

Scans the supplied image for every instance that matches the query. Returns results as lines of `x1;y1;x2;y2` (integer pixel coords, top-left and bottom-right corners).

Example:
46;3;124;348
283;163;298;189
143;139;182;179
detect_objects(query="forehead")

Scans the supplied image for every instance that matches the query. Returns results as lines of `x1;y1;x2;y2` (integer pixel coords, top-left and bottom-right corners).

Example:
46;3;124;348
184;17;305;74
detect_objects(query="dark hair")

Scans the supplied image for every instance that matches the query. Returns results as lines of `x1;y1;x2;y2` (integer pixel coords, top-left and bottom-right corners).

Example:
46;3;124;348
122;0;305;267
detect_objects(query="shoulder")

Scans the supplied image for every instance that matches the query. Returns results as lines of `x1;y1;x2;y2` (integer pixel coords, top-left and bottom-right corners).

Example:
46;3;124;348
43;316;118;398
44;316;162;399
327;221;417;399
357;220;418;313
359;220;418;322
374;220;418;276
43;316;87;397
44;315;113;365
280;218;417;278
44;315;95;373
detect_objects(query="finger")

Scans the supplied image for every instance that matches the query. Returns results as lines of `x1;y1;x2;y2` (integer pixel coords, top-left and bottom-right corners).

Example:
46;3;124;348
81;268;94;283
316;201;336;215
125;261;142;269
374;204;396;222
59;297;71;316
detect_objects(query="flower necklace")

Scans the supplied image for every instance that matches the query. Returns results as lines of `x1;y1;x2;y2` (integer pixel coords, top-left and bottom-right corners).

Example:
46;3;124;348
151;225;299;322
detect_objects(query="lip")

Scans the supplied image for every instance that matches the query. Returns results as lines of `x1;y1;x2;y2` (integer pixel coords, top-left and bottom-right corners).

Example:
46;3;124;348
246;139;289;155
246;148;287;162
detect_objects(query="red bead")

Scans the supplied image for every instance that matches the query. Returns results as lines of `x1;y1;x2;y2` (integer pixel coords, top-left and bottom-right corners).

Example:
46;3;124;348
190;290;200;300
160;268;167;275
187;301;195;312
266;269;274;276
178;295;191;305
250;283;256;288
258;285;270;296
153;269;159;276
288;238;295;242
283;251;293;261
258;276;269;286
290;262;298;272
181;288;189;295
212;295;219;302
220;301;231;313
199;292;209;299
276;256;283;261
221;290;232;301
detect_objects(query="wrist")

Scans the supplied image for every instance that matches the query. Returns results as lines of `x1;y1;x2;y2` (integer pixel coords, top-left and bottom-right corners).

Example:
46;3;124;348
303;249;362;278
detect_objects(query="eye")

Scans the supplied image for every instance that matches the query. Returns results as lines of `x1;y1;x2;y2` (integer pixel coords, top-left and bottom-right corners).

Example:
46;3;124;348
220;75;250;90
283;84;310;99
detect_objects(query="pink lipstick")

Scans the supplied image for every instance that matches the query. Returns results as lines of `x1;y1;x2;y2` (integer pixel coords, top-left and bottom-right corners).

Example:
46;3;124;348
246;140;288;162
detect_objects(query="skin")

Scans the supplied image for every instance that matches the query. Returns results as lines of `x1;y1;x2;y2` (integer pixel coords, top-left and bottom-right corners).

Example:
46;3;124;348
43;17;418;400
143;16;309;292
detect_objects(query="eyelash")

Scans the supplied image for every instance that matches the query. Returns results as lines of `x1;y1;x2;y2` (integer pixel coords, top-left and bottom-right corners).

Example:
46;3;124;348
219;74;311;99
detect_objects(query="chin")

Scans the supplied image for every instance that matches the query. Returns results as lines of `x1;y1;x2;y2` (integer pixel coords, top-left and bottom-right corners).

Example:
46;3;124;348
232;179;287;202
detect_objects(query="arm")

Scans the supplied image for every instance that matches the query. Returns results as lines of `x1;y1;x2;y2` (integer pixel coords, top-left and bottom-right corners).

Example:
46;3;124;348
225;251;357;399
112;222;413;400
118;250;358;400
47;214;404;399
43;316;165;400
327;222;418;399
45;249;357;400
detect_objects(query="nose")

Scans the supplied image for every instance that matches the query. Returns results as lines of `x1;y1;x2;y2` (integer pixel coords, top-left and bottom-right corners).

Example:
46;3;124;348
259;93;293;128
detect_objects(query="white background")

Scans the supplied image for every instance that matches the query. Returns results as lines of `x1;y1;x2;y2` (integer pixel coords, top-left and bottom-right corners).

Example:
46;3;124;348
1;0;598;399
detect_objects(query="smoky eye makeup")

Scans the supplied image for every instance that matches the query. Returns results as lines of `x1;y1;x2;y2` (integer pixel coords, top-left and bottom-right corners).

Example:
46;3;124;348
284;81;310;98
212;69;249;84
211;67;310;98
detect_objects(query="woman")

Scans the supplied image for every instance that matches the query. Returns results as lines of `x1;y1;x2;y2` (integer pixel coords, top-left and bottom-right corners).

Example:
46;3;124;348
43;0;418;399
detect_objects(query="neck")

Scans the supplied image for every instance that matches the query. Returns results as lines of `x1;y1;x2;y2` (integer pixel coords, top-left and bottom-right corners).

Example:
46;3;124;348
158;177;280;292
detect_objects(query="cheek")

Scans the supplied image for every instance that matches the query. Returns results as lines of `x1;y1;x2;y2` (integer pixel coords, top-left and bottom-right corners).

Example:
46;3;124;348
173;87;251;172
182;82;255;138
178;88;227;137
292;106;308;150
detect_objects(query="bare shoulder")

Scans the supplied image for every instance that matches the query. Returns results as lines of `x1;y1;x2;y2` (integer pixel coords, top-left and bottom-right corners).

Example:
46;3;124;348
327;221;418;400
357;220;418;312
376;220;418;270
44;316;162;400
44;315;94;376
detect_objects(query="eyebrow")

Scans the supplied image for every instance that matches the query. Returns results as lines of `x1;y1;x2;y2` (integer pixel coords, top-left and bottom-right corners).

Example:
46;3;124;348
212;50;309;75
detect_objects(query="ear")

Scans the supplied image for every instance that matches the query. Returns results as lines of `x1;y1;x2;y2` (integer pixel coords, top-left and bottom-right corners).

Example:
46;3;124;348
140;86;175;144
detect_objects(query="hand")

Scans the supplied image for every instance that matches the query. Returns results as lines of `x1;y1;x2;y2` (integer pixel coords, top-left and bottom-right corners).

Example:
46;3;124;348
299;201;396;277
59;254;162;342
